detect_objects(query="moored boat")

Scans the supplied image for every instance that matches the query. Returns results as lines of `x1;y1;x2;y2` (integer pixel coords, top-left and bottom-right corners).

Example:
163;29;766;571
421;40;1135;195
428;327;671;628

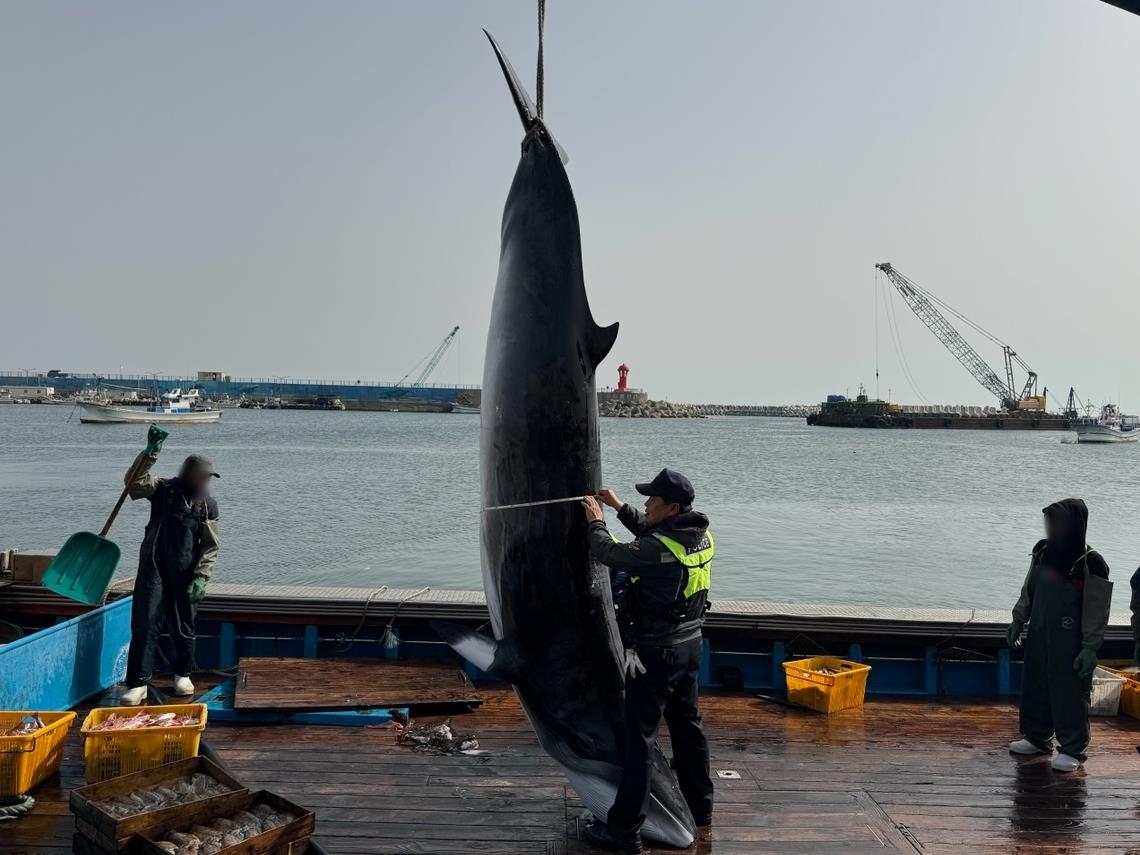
1073;403;1138;443
78;388;221;425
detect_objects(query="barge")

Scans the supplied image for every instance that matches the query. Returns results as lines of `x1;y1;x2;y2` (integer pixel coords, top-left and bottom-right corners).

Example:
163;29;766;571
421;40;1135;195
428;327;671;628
3;581;1140;853
808;391;1072;430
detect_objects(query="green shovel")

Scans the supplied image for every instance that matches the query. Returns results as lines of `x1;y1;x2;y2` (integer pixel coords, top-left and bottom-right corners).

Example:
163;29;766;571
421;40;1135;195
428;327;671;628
41;424;169;605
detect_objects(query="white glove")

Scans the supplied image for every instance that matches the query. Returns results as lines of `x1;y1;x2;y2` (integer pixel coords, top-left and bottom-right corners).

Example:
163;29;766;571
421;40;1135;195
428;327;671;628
623;648;646;680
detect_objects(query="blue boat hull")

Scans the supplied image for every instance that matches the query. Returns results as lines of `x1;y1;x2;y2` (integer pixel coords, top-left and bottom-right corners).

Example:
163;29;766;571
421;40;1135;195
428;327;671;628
0;597;132;709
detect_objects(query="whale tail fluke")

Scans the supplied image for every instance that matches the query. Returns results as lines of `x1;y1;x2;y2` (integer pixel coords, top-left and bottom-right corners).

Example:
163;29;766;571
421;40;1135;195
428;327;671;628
432;621;524;683
484;29;569;165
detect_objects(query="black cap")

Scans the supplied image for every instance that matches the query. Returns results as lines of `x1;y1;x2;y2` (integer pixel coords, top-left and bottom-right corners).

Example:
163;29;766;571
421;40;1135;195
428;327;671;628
635;468;694;508
181;454;220;479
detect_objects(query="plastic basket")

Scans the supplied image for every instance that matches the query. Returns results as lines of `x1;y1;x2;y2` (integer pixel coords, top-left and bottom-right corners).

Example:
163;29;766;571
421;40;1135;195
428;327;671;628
0;711;76;796
1089;666;1124;716
80;705;207;784
1097;659;1140;718
782;656;871;714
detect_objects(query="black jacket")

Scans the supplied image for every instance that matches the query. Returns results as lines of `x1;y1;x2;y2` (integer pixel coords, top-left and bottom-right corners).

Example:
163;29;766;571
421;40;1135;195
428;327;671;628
586;503;711;646
127;453;221;581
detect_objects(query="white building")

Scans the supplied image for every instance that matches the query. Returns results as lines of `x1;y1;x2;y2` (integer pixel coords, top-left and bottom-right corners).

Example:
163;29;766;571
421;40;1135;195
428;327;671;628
0;385;56;400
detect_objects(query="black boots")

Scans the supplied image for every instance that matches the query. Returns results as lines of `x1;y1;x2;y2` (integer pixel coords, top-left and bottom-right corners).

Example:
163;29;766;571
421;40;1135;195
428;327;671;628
584;822;644;854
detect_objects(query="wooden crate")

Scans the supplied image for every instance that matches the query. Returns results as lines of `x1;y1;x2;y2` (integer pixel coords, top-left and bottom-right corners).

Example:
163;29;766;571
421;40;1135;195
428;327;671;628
70;756;247;852
134;790;314;855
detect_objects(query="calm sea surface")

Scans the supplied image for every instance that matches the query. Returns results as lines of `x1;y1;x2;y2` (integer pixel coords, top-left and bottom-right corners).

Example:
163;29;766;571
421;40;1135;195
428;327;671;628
2;405;1138;609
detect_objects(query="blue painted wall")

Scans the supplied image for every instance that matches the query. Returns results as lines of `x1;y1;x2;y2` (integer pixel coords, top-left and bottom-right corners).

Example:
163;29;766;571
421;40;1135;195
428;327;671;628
0;373;477;404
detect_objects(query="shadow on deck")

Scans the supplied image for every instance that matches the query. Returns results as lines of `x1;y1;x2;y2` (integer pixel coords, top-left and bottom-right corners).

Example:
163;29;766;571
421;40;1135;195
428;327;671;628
5;688;1140;854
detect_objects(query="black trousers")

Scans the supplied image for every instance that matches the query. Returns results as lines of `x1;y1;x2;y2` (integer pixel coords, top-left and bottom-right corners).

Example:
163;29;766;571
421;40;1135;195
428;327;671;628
608;636;714;838
125;562;197;688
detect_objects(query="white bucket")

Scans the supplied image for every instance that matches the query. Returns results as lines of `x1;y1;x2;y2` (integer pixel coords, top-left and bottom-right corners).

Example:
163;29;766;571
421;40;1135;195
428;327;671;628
1090;666;1125;716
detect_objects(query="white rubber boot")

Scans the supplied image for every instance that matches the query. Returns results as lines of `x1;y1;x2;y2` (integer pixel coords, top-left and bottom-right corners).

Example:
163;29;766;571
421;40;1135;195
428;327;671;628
1009;738;1048;755
120;685;148;706
172;675;195;697
1051;753;1082;772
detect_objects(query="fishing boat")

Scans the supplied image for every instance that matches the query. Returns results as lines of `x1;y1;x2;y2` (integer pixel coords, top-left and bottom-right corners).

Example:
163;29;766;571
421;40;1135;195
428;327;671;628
3;578;1140;853
450;404;480;414
1073;403;1139;443
77;388;222;425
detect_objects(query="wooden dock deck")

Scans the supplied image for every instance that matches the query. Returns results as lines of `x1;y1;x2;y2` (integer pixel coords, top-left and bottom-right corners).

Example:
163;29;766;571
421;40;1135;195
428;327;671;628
5;687;1140;855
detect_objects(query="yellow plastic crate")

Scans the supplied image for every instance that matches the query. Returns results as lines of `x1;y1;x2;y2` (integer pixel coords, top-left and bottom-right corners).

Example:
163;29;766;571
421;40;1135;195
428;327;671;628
0;711;76;796
1098;660;1140;719
80;704;207;783
783;656;872;714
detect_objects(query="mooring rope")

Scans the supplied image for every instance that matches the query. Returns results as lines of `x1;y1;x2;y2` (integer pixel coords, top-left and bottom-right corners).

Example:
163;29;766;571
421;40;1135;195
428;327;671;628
0;795;35;822
536;0;546;119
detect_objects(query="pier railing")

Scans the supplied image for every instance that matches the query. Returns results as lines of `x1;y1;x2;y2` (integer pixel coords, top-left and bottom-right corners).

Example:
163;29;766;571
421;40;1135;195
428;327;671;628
0;371;480;392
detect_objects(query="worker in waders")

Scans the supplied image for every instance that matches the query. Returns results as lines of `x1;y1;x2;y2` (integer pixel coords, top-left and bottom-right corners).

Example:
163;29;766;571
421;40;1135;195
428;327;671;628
580;468;714;854
1007;498;1112;772
120;448;221;705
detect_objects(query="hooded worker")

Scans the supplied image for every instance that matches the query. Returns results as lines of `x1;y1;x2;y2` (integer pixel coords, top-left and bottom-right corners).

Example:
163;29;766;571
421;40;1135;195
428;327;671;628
1007;498;1111;772
120;434;221;705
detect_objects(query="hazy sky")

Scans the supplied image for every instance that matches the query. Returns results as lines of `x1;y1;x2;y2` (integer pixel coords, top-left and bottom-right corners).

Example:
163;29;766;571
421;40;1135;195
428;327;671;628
2;2;1137;405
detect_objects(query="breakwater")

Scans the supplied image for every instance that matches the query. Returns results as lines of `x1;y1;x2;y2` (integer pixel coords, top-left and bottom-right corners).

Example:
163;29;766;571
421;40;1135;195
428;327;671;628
599;399;818;418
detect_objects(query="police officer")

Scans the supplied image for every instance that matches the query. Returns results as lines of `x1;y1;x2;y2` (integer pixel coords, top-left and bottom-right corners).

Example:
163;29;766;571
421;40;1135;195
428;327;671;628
1007;498;1112;772
120;441;221;706
580;468;713;854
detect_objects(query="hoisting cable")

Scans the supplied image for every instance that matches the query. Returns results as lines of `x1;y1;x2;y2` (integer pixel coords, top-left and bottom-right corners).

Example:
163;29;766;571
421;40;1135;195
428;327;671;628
536;0;546;119
883;280;930;404
910;280;1006;349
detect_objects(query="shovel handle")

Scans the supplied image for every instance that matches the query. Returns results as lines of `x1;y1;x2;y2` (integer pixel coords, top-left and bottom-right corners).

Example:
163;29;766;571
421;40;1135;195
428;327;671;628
101;453;146;537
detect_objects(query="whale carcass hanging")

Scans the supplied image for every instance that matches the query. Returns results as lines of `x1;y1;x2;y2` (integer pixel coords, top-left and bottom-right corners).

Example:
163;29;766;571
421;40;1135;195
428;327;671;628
434;25;697;850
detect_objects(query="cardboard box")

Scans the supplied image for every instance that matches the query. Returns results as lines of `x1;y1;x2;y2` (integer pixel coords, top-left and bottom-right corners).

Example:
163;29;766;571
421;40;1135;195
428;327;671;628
10;550;58;584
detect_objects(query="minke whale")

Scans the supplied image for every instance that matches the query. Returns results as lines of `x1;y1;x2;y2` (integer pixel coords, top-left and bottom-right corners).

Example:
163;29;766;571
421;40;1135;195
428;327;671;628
433;32;696;849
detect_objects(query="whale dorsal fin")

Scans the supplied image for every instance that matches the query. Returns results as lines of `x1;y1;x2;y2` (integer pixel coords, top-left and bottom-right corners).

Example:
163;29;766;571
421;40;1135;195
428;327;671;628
587;321;619;369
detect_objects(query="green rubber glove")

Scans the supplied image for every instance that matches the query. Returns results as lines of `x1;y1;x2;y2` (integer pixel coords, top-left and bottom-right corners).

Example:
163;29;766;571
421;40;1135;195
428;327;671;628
1006;620;1024;649
1133;640;1140;666
144;424;170;456
187;575;208;605
1073;646;1098;679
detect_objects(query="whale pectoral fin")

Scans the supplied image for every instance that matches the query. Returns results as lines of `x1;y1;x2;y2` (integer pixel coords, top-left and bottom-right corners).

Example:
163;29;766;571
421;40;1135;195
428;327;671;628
586;321;619;368
431;621;524;682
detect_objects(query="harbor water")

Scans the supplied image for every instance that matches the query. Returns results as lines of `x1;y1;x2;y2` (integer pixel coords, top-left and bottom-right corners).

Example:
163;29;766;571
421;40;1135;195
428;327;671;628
2;405;1138;610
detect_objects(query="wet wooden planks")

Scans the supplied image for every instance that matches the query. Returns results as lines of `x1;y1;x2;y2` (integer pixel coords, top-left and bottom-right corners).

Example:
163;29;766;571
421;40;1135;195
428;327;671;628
232;656;482;710
5;686;1140;854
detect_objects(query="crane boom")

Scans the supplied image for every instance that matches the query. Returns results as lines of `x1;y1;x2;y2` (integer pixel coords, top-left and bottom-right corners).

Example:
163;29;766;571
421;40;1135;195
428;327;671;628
405;325;460;388
875;263;1024;410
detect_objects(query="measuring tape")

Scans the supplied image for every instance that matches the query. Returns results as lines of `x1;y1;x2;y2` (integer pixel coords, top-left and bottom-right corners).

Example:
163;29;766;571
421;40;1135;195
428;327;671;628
483;495;592;512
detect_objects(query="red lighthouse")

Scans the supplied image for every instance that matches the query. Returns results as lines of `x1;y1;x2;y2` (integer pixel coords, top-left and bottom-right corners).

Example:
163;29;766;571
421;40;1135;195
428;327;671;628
617;363;630;391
